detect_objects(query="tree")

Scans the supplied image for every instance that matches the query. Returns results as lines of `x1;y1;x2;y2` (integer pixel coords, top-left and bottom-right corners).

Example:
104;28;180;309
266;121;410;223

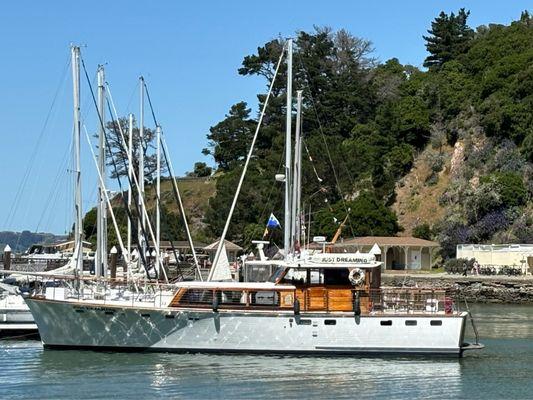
202;102;256;171
423;9;474;70
313;192;401;239
187;162;213;177
103;117;166;182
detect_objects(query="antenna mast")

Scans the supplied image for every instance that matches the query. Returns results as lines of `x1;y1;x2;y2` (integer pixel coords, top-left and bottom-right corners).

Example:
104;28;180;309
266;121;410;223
96;65;107;277
71;46;84;274
284;38;293;260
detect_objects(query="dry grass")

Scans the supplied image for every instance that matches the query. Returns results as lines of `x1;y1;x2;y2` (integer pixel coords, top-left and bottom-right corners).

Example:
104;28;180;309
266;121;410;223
392;146;454;236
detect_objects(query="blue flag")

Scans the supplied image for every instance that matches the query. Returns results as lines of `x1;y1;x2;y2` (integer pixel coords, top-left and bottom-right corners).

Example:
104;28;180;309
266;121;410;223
266;213;281;229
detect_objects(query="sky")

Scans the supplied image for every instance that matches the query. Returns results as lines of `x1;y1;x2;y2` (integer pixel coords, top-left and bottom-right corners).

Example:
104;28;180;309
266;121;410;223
0;0;529;235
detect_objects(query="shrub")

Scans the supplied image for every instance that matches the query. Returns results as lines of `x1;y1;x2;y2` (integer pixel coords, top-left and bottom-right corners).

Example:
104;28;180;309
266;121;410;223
413;223;433;240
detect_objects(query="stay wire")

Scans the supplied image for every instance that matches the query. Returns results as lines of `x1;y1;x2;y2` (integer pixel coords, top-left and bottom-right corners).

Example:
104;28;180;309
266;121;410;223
142;80;197;279
4;54;71;229
296;52;356;237
80;56;151;276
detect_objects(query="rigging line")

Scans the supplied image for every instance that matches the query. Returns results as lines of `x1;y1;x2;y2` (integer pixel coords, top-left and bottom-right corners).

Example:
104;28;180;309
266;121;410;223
296;55;357;189
4;54;71;228
209;45;285;281
35;142;71;232
296;53;356;238
258;140;286;226
159;135;201;280
105;83;168;281
80;57;151;276
302;138;324;184
141;78;202;278
124;80;140;116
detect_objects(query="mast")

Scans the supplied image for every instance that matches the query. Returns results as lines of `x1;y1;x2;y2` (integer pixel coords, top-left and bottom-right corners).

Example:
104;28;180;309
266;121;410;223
127;113;133;263
155;125;161;277
71;46;83;274
138;77;146;264
292;90;303;250
284;38;293;260
96;65;107;278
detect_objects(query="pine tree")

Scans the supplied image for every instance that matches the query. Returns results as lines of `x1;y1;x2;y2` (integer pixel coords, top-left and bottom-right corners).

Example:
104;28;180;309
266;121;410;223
423;8;474;70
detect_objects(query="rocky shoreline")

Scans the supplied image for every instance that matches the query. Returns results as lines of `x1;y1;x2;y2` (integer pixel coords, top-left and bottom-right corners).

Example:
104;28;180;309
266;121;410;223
382;273;533;304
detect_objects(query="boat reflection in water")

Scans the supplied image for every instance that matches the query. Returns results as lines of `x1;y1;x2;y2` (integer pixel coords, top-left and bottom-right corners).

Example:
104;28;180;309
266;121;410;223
35;349;463;399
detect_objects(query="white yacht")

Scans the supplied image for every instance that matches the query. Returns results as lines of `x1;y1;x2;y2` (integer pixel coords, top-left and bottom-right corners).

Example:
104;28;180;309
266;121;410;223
24;252;482;356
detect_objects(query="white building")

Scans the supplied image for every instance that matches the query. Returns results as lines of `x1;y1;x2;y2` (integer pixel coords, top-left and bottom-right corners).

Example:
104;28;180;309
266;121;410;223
456;244;533;273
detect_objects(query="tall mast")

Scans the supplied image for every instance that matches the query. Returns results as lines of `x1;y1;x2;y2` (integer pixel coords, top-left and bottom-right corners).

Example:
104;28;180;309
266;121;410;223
96;65;107;278
284;38;293;260
71;46;83;274
291;90;303;251
155;125;161;277
138;77;146;262
127;113;134;262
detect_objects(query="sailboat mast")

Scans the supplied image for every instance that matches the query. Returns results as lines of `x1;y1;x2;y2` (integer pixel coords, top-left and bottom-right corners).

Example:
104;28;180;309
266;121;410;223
155;125;161;277
71;46;83;274
96;65;107;278
284;38;293;260
293;90;303;249
138;77;146;261
127;113;133;261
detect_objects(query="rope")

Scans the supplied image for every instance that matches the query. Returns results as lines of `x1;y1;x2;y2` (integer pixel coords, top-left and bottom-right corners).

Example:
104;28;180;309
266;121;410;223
79;57;151;277
4;55;71;229
142;79;203;280
106;84;168;282
209;45;285;281
296;53;356;237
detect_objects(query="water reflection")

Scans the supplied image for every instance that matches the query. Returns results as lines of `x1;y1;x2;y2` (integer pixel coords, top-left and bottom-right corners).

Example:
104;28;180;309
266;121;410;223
33;351;463;399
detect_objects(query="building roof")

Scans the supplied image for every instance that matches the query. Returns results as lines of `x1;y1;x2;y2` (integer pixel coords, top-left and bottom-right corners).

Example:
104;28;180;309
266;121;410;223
203;239;243;252
149;240;207;249
336;236;439;248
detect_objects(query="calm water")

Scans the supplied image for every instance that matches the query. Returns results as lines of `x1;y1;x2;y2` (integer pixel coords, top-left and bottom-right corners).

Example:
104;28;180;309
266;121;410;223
1;304;532;399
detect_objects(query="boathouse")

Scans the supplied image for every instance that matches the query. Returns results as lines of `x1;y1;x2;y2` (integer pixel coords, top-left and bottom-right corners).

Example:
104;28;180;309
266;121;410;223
334;236;439;271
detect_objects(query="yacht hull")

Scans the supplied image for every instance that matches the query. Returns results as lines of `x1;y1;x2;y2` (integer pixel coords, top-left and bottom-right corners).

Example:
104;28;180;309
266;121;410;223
26;298;468;356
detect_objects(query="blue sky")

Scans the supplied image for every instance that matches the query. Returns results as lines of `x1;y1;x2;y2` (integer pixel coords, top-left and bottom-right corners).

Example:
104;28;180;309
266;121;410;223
0;1;529;234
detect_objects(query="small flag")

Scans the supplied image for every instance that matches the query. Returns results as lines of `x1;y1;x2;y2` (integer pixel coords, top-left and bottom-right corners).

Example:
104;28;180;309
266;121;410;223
266;213;281;229
263;213;281;239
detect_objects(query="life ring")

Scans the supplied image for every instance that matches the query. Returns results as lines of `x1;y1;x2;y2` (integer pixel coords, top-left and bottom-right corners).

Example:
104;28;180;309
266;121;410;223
349;268;365;286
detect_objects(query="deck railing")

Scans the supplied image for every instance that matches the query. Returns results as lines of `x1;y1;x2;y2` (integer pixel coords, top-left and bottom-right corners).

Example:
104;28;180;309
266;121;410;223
30;276;457;315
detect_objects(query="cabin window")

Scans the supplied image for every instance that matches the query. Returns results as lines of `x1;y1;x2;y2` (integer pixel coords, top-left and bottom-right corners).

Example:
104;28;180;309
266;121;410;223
165;314;175;319
141;313;151;318
299;319;312;325
405;320;417;326
310;269;324;284
105;311;115;315
324;268;350;285
75;309;84;313
430;320;442;326
324;319;337;325
380;320;393;326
